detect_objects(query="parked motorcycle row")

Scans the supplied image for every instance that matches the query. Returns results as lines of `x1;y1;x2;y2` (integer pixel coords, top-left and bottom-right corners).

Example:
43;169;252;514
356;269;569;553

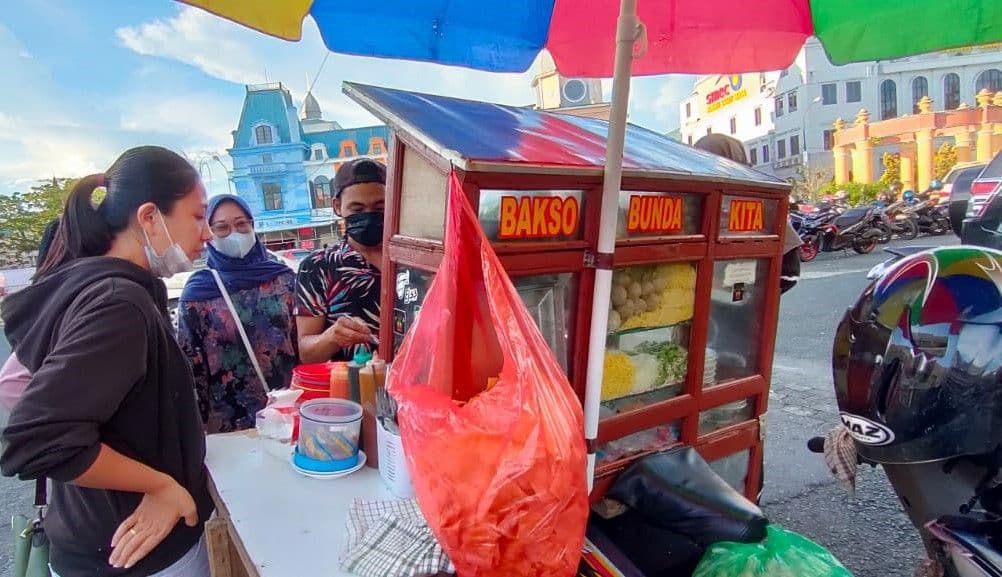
791;188;951;263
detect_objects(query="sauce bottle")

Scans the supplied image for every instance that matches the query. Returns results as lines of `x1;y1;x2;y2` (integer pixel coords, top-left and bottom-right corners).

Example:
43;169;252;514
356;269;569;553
347;348;371;404
329;362;350;399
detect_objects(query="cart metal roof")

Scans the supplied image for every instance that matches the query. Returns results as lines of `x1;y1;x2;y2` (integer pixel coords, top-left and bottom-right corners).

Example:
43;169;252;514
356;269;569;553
343;82;788;190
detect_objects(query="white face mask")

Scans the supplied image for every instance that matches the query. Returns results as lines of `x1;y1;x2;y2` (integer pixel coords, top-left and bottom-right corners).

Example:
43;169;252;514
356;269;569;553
143;211;194;278
210;231;257;259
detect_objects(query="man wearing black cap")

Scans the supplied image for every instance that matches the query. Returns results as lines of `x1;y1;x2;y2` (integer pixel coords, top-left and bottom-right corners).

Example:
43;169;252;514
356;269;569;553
296;158;386;362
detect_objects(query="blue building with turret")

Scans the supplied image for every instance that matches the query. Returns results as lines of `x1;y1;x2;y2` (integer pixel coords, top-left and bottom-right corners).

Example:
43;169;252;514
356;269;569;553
228;83;389;249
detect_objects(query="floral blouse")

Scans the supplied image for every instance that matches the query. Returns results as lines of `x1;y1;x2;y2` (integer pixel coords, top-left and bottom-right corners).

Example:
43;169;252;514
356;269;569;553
177;273;298;434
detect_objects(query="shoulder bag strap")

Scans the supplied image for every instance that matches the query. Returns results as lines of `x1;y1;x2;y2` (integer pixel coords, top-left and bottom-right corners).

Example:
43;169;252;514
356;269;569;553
209;270;270;395
34;478;46;512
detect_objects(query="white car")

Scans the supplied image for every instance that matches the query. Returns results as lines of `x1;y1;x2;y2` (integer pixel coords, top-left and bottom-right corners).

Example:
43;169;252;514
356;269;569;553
165;249;310;331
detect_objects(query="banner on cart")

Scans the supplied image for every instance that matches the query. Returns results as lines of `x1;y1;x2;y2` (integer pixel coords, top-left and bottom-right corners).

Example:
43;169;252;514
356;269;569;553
626;194;684;234
498;194;581;240
727;199;765;232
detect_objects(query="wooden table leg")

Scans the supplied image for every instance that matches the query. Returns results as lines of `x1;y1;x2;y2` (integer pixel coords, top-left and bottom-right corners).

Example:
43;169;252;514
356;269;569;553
206;517;232;577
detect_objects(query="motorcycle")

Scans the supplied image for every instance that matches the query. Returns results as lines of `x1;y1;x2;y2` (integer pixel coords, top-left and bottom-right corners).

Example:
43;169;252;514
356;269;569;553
809;246;1002;577
798;206;883;262
904;193;951;236
873;199;920;243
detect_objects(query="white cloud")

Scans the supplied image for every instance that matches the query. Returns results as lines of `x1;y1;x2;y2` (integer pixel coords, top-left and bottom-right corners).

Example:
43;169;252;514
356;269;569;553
114;6;544;130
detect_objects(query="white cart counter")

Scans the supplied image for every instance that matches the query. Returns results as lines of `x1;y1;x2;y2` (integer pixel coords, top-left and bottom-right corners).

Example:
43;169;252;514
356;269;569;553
204;431;395;577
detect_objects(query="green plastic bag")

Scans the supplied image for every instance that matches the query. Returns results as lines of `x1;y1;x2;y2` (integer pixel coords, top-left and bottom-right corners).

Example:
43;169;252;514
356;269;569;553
693;525;853;577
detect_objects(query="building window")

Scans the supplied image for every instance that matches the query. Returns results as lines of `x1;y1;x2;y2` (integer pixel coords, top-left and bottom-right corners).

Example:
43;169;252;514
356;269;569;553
262;183;282;211
777;140;787;159
312;176;332;209
790;135;800;156
880;79;898;120
823;129;836;151
686;102;692;118
261;153;272;164
846;81;862;103
912;76;929;113
368;137;387;156
749;147;758;165
687;135;693;146
706;127;712;136
754;107;763;126
339;139;359;158
254;125;273;145
976;69;1002;93
762;145;770;163
788;91;798;112
774;96;784;117
822;83;838;105
944;73;961;109
729;117;737;134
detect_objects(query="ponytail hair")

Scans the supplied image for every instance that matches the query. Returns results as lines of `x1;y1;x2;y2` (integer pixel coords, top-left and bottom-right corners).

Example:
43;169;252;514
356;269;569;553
36;146;199;278
37;174;112;277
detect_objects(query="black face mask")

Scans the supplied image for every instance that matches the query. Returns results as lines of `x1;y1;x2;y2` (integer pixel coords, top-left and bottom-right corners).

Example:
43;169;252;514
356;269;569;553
345;211;384;247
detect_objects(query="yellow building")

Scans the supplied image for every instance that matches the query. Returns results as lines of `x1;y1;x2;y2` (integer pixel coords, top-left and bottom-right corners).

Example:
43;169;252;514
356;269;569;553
833;89;1002;190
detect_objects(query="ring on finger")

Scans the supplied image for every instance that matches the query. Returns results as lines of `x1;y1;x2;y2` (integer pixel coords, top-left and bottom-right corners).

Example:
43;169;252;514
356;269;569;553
129;529;138;536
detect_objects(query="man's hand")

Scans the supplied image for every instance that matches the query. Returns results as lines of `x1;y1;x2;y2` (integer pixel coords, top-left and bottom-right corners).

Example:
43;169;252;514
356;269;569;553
324;316;373;350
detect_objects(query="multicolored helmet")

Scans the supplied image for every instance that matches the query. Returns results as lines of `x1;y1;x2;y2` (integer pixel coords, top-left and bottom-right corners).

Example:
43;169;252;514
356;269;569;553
832;246;1002;464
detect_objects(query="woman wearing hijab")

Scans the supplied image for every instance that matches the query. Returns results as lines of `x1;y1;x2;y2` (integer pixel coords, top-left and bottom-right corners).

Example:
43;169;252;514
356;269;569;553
177;194;298;434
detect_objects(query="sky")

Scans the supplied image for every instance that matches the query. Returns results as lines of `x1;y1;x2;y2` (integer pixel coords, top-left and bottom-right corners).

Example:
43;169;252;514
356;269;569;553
0;0;697;197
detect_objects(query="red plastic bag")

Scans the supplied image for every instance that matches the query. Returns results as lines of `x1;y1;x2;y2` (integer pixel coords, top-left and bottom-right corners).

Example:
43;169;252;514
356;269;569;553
388;172;589;577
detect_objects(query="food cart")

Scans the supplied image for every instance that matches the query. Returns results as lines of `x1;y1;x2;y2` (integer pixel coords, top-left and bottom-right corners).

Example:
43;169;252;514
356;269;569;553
203;83;791;577
343;82;791;502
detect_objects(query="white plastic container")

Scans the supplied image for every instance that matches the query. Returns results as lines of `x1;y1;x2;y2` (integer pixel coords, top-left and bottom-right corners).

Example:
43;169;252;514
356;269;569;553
376;419;415;498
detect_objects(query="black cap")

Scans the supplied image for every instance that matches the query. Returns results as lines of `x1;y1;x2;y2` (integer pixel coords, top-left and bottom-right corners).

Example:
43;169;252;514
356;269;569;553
334;158;386;197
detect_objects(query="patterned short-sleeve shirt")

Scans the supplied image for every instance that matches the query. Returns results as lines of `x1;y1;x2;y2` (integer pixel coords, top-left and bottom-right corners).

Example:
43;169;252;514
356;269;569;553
295;241;381;361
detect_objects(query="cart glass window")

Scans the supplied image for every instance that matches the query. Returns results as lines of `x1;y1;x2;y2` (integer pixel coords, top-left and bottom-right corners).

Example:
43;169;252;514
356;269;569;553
513;273;577;375
392;267;577;374
596;420;681;468
707;259;770;383
719;195;778;238
602;263;696;410
709;449;751;493
699;397;754;435
398;149;447;240
617;191;703;239
479;189;585;243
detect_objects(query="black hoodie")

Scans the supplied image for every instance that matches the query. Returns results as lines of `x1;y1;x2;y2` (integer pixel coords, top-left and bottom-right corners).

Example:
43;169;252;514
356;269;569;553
1;257;213;576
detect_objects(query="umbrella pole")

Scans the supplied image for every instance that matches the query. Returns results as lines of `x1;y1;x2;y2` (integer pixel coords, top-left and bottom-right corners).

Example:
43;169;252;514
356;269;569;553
584;0;640;492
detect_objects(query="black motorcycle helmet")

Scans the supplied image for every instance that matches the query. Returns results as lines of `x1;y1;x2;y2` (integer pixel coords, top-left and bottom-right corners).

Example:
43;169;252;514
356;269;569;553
832;246;1002;464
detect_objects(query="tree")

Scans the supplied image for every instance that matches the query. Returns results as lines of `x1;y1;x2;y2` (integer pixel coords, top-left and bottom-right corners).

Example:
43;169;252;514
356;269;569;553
789;165;833;202
878;152;901;188
934;142;958;180
0;178;74;266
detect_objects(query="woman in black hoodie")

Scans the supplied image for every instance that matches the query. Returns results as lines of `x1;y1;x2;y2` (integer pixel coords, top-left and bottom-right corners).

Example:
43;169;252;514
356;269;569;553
1;146;215;576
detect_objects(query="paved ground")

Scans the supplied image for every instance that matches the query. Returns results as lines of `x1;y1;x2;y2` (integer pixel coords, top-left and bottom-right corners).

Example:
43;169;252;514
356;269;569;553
0;235;959;576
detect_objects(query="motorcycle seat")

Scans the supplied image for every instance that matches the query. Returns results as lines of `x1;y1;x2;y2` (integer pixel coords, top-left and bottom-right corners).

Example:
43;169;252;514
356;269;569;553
607;446;768;546
833;208;871;228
